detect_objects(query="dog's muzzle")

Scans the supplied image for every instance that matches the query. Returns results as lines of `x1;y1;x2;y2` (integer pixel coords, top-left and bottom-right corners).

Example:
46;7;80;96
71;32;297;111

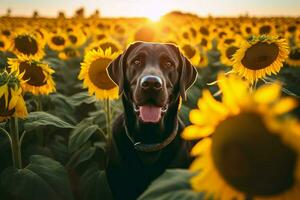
140;75;162;91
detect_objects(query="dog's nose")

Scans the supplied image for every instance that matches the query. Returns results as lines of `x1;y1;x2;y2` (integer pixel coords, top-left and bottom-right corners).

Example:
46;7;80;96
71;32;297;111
140;75;162;90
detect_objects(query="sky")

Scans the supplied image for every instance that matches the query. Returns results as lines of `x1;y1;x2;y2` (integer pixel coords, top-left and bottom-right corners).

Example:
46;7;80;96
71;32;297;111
0;0;299;18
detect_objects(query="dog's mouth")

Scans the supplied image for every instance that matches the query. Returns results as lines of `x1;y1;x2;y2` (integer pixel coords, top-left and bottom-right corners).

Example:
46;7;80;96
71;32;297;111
133;103;168;123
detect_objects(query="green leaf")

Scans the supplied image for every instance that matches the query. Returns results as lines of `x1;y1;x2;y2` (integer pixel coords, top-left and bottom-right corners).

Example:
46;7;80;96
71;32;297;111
0;121;6;128
69;124;100;153
179;104;192;125
24;111;74;132
93;141;107;153
79;163;113;200
48;93;77;124
72;146;96;168
138;169;204;200
1;155;74;200
68;92;97;106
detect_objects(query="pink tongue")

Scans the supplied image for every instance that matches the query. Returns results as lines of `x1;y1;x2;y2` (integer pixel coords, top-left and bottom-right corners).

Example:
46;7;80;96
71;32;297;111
139;106;162;123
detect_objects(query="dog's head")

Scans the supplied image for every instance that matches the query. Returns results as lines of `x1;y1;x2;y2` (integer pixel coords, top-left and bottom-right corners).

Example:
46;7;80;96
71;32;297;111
107;41;197;124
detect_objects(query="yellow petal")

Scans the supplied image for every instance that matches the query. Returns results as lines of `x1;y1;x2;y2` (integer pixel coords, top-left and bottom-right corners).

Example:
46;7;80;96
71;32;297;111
181;125;214;140
14;97;28;118
191;138;212;156
189;109;206;125
272;97;298;115
202;90;228;116
254;83;281;104
0;84;8;98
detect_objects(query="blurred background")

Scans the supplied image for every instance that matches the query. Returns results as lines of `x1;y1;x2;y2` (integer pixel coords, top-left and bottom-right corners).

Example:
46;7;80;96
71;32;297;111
1;0;300;19
0;1;300;200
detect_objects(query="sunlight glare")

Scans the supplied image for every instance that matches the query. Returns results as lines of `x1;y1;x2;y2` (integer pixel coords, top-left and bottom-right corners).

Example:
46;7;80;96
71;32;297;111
142;0;170;22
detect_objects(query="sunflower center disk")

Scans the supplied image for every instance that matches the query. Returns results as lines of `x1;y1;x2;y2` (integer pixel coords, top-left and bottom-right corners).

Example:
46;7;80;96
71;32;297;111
245;27;252;34
68;35;78;44
14;35;38;55
289;48;300;60
259;25;272;34
97;34;106;41
2;30;11;37
199;27;209;36
211;112;297;196
226;46;239;59
51;36;65;46
224;39;235;45
19;62;47;86
201;38;208;47
100;43;119;53
0;41;4;48
88;58;116;90
241;42;279;70
182;45;196;59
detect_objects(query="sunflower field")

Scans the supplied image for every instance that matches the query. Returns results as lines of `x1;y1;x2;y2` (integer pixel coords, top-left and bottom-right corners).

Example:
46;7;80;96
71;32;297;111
1;9;300;200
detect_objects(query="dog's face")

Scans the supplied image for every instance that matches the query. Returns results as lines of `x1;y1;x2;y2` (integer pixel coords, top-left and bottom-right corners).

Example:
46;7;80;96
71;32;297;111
107;42;197;124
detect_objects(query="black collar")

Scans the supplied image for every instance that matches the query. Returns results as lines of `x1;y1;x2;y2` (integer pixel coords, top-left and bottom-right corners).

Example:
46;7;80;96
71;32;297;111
124;120;179;153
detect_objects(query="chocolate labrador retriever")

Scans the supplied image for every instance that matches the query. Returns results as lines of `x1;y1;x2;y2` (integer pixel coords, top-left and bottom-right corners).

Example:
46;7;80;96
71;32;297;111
106;41;197;200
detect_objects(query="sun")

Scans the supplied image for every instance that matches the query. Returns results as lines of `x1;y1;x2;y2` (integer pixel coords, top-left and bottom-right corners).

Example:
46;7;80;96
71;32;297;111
147;12;162;22
142;0;170;22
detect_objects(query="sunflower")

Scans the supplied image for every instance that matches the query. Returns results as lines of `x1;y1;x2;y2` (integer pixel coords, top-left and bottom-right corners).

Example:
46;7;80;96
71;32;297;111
180;26;200;43
1;28;12;39
78;48;119;100
256;23;276;35
92;30;109;42
33;28;47;42
58;47;80;60
198;36;212;51
218;35;242;49
11;31;45;59
0;70;27;122
240;22;254;37
232;35;289;83
199;25;210;37
85;38;123;55
216;30;230;40
220;44;240;66
113;23;127;36
67;31;86;48
286;47;300;67
8;56;56;95
219;38;242;67
182;73;300;200
47;31;68;51
0;35;11;52
180;43;201;66
286;24;297;35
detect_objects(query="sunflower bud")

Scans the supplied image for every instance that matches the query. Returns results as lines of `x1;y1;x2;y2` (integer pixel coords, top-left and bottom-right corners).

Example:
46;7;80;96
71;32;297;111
0;70;28;122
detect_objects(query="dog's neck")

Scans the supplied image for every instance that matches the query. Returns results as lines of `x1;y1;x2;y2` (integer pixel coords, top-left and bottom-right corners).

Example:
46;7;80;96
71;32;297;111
122;94;181;164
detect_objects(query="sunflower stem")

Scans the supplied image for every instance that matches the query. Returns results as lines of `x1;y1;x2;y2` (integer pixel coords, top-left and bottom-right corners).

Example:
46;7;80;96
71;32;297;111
105;98;112;139
0;127;12;147
35;95;46;146
250;80;258;94
36;95;43;111
9;117;22;169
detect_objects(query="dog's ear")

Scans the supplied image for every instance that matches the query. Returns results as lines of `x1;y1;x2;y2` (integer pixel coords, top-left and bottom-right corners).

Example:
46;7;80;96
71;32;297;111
107;41;142;95
166;43;198;101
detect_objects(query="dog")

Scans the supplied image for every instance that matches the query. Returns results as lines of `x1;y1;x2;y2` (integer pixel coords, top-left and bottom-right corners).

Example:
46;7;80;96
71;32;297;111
106;41;198;200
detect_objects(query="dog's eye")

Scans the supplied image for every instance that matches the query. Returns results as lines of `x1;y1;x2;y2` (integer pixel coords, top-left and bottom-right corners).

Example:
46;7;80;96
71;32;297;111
164;61;173;68
133;59;141;66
